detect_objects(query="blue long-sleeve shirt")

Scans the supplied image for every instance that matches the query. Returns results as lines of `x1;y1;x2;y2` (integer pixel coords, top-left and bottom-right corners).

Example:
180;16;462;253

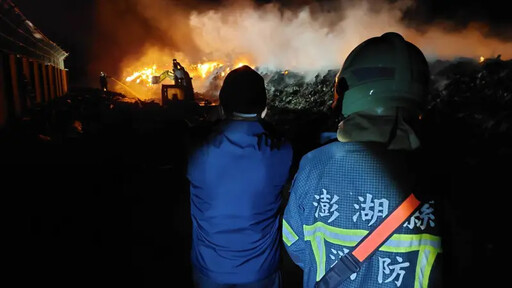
188;119;293;284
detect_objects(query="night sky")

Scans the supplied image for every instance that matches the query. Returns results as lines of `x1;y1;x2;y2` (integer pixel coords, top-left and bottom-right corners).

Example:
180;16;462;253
11;0;512;87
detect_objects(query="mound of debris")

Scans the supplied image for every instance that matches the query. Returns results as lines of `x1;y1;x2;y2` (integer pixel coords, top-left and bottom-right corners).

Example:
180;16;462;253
423;57;512;162
2;57;510;159
265;69;337;112
422;57;512;288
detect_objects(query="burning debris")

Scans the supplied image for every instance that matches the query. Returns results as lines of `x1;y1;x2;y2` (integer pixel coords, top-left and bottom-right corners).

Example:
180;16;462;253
126;66;158;85
4;54;510;156
119;57;252;105
113;53;512;145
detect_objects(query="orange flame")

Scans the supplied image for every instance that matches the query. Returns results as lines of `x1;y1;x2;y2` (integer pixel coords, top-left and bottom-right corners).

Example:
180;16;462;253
190;61;223;78
125;61;253;86
118;47;254;102
126;65;157;86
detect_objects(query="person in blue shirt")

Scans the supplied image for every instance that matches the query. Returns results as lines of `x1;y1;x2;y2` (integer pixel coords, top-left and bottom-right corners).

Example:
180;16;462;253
282;32;442;288
188;65;293;288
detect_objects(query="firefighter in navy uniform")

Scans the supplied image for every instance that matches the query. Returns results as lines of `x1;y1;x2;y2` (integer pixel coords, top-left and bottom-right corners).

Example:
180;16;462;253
282;32;443;288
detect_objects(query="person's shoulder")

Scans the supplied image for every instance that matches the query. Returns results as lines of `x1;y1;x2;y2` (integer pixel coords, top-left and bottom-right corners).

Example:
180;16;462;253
188;120;225;150
301;141;363;170
307;141;342;157
254;119;293;152
297;141;338;168
275;138;293;151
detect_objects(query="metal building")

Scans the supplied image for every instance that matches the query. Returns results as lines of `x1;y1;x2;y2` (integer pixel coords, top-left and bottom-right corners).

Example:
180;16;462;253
0;0;68;128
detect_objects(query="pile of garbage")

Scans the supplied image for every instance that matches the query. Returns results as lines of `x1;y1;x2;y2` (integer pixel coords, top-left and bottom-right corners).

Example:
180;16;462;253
423;57;512;163
265;69;337;113
1;57;510;159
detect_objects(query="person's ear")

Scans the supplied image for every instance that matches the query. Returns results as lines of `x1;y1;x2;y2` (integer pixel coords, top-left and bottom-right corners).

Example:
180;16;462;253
260;107;268;119
219;105;226;119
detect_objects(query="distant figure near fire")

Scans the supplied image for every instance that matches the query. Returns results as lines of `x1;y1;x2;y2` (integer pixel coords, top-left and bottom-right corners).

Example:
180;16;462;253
172;58;195;100
173;59;185;86
99;72;108;91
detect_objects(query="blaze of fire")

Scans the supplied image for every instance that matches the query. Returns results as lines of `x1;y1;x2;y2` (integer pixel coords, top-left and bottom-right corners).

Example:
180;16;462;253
235;62;248;68
118;47;254;102
189;60;251;79
479;56;485;63
192;62;222;78
126;65;157;86
125;60;253;86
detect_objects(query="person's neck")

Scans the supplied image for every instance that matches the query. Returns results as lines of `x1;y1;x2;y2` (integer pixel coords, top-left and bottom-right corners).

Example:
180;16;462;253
337;111;420;150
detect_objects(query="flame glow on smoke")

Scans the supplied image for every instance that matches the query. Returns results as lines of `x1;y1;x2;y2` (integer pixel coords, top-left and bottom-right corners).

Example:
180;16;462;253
126;65;157;85
119;46;253;101
100;0;512;101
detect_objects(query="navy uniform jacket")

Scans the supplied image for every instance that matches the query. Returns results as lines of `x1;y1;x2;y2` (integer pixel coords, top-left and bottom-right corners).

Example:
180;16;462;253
283;141;442;288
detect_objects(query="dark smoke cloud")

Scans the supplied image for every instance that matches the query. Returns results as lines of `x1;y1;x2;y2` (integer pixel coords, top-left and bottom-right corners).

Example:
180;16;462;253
400;0;512;40
89;0;201;84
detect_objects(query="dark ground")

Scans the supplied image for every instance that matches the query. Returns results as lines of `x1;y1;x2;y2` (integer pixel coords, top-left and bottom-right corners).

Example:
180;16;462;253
3;58;512;287
2;90;304;288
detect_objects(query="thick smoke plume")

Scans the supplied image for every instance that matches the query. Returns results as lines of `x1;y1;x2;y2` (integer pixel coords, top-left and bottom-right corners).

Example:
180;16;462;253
90;0;512;95
188;0;512;68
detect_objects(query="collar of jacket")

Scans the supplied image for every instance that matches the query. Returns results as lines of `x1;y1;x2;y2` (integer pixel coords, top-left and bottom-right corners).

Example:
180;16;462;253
337;109;420;150
230;112;259;121
319;132;338;145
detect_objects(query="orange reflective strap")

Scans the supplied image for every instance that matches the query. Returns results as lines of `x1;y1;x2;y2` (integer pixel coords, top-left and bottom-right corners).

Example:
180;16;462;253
352;193;421;262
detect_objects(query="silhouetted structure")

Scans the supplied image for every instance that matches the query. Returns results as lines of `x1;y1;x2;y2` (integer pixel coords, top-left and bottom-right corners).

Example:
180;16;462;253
0;0;68;128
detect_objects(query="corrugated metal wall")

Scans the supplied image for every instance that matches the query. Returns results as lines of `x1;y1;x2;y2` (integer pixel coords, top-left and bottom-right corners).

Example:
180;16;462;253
0;0;68;127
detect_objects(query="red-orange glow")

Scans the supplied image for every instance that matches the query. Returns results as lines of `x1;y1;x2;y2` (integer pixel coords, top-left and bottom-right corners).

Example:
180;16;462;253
117;47;254;102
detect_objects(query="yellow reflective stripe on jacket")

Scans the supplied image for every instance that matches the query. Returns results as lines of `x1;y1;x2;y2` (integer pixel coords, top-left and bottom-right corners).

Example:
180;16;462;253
282;219;299;246
416;247;438;288
304;222;441;286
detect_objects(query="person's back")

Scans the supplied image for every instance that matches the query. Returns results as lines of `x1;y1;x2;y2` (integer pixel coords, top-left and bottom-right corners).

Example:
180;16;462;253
188;65;293;287
285;141;441;287
283;32;442;288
